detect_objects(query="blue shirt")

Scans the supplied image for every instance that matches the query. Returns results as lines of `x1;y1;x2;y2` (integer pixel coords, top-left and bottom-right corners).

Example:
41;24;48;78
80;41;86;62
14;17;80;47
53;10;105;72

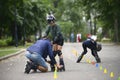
27;38;56;64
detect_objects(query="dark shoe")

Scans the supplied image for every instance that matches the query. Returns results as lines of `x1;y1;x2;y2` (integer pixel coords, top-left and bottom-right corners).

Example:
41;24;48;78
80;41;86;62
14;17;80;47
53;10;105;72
62;65;65;71
32;65;37;72
96;59;101;63
50;65;55;72
24;61;32;74
24;61;37;74
76;55;83;63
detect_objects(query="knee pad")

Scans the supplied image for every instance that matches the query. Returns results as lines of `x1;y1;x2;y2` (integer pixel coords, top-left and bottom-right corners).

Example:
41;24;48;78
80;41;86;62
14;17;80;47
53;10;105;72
59;58;64;65
57;50;62;56
53;51;57;57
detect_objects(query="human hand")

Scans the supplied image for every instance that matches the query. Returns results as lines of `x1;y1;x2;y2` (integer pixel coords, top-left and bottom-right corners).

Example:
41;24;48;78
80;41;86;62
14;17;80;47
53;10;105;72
56;64;63;69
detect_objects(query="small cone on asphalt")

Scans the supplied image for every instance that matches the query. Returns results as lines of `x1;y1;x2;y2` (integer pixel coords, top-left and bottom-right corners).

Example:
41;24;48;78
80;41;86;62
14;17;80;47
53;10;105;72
72;49;78;56
100;65;103;70
104;68;107;74
76;52;78;56
86;59;89;63
91;61;95;65
95;63;99;67
54;66;58;79
88;60;91;64
110;72;114;78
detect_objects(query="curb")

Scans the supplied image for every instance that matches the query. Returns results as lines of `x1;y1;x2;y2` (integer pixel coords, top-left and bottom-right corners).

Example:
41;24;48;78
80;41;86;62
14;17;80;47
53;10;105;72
0;49;26;61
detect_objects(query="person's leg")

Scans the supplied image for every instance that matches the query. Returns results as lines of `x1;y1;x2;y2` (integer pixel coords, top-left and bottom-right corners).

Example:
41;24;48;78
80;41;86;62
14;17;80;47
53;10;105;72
37;66;48;72
26;51;48;72
57;45;65;71
52;44;58;57
91;50;101;63
76;43;87;63
50;44;57;71
35;53;48;72
25;51;38;73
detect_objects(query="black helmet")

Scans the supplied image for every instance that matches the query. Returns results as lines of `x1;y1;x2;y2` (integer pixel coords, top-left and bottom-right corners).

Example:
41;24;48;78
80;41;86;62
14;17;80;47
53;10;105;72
97;43;102;52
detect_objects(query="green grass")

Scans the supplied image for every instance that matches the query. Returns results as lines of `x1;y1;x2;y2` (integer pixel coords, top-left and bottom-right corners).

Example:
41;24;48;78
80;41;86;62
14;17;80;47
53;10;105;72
0;43;32;57
0;50;19;57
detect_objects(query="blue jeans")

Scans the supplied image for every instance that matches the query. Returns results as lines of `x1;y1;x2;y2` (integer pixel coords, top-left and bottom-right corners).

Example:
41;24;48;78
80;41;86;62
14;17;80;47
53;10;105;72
25;51;48;68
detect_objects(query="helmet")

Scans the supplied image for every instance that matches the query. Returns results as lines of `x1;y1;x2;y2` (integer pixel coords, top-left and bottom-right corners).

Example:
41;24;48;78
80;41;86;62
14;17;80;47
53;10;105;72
97;43;102;52
41;33;47;38
46;13;55;23
90;35;97;41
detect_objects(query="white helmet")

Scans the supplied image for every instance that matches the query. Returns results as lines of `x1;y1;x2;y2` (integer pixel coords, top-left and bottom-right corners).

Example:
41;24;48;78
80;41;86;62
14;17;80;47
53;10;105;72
90;35;97;41
46;13;55;21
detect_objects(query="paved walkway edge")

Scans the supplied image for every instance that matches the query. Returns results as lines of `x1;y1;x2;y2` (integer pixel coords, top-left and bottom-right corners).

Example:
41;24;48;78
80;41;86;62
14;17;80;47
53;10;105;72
0;49;26;61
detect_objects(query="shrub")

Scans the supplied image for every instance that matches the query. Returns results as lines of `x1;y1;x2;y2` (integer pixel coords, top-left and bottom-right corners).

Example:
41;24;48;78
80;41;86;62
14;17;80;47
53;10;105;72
0;38;14;47
0;40;7;47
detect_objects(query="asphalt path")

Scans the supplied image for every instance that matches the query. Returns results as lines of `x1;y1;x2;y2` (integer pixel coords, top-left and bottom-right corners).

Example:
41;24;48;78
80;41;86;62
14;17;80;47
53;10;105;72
0;43;120;80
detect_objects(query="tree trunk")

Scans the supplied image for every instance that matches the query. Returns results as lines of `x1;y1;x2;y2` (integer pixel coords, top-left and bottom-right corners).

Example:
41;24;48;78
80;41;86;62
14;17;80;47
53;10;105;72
94;17;96;35
90;19;92;35
0;27;2;39
114;17;119;43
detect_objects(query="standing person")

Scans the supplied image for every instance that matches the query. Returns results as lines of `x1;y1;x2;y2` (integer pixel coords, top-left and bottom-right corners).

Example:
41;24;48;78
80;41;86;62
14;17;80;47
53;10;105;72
24;35;61;74
45;13;65;71
70;32;74;42
76;35;101;63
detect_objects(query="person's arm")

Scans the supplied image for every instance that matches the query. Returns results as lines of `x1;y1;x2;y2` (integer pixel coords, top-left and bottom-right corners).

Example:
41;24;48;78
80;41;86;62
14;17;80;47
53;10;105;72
53;25;62;42
56;25;61;36
47;41;61;68
45;26;50;36
47;42;56;64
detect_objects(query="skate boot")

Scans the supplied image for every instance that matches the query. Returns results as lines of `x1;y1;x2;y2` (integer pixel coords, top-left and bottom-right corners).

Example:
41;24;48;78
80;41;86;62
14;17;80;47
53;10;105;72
76;54;84;63
24;61;37;74
59;58;65;72
96;58;101;63
50;64;55;72
58;65;65;72
94;54;101;63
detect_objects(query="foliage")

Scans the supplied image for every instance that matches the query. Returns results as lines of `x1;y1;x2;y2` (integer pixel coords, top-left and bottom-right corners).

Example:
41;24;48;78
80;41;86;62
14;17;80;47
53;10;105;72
0;0;48;46
75;0;120;42
0;0;120;45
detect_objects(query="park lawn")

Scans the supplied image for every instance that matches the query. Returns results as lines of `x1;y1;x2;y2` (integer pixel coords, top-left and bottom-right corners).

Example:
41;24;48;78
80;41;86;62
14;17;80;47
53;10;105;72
0;43;33;57
0;49;19;57
0;46;25;57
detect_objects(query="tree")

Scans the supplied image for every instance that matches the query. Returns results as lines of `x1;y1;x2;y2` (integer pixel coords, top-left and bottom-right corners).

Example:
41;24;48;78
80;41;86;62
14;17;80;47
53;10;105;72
0;0;48;46
75;0;120;42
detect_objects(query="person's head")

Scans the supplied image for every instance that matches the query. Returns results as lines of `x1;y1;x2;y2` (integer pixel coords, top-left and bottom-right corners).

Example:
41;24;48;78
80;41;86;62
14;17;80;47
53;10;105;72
46;13;56;26
41;33;48;39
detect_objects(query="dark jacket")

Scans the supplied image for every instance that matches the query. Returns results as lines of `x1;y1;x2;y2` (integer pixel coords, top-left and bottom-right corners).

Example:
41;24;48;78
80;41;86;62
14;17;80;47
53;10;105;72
45;24;61;41
83;39;97;50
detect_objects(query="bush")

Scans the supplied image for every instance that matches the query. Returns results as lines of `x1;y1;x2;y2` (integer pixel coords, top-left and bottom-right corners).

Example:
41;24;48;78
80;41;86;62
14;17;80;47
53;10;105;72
0;38;14;47
0;40;7;47
6;38;14;45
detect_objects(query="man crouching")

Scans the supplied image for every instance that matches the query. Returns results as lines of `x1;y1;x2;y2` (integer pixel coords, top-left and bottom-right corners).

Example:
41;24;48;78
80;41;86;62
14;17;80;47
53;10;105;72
24;35;61;74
